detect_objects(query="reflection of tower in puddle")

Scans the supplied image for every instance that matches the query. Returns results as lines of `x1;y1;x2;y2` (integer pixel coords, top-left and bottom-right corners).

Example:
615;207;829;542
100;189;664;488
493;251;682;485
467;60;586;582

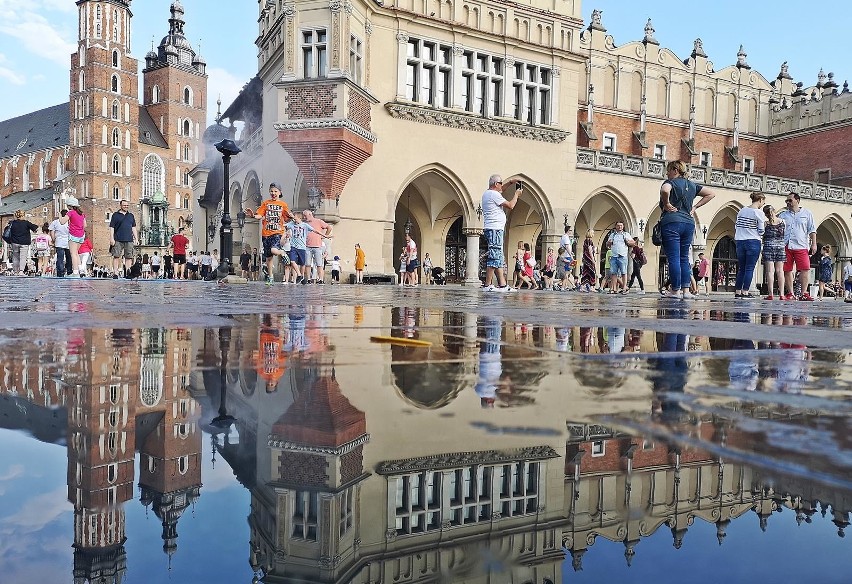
137;327;203;562
66;329;138;584
251;370;369;582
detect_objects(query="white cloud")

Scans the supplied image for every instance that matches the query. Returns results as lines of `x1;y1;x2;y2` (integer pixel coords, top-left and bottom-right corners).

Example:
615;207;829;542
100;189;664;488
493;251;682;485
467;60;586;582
206;66;250;125
0;464;25;482
0;0;76;67
1;485;72;533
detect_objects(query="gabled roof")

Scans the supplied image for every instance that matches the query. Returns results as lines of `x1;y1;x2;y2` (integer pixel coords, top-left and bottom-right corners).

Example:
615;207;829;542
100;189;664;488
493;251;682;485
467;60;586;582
0;103;69;158
138;106;169;148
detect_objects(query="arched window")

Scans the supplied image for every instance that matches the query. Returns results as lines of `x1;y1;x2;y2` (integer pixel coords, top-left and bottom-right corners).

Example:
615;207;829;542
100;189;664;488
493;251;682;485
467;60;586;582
113;183;121;200
22;163;30;191
183;143;190;161
183;120;191;136
183;86;192;105
55;157;63;179
111;99;119;120
3;165;10;186
178;456;188;475
183;195;190;209
112;154;121;175
39;160;46;188
112;50;119;68
78;71;85;92
152;85;160;103
142;154;165;200
112;127;120;147
111;74;119;93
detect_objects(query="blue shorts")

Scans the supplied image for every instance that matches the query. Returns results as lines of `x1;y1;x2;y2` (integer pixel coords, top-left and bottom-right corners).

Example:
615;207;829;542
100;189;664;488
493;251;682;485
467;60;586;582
407;259;419;272
609;255;627;276
289;248;307;265
262;234;282;259
484;229;504;269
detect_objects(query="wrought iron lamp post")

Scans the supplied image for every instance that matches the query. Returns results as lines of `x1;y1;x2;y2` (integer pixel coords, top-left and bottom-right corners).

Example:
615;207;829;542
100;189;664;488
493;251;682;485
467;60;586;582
215;139;242;277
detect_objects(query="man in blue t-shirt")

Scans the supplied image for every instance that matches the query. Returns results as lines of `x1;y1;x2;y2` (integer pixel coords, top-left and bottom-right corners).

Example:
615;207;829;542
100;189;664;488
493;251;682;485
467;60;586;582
606;221;636;293
108;200;137;277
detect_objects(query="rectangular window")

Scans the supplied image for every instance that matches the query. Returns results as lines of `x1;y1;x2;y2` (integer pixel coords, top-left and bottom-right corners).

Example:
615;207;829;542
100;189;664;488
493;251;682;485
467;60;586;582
653;144;667;160
602;133;617;152
349;35;363;84
700;151;712;167
743;157;755;173
406;37;453;108
301;28;327;79
591;440;605;457
460;51;503;117
815;168;831;183
512;62;552;124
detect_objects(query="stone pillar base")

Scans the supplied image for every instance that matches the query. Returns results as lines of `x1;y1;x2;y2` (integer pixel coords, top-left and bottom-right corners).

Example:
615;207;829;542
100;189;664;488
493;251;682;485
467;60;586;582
462;227;484;286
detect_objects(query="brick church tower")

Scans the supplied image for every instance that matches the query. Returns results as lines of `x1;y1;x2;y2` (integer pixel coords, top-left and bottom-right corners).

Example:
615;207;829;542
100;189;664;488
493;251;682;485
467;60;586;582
69;0;140;251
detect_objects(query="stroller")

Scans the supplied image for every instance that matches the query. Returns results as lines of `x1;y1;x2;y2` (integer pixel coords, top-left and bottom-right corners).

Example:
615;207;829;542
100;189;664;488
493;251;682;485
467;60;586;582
431;266;446;285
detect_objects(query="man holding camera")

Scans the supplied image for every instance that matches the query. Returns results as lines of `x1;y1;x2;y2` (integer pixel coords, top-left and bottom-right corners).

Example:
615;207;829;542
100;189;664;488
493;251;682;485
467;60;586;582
481;174;523;292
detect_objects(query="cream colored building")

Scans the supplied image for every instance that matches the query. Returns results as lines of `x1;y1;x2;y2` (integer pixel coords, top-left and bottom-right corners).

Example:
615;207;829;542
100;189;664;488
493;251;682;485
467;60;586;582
193;2;852;290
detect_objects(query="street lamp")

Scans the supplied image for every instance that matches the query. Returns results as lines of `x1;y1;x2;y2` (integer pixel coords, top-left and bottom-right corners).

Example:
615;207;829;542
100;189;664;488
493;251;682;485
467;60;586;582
638;218;646;232
215;139;242;277
236;208;246;229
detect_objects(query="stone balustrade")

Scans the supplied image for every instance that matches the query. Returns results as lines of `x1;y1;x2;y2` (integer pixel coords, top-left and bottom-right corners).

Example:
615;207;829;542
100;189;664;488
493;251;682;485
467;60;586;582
576;147;852;205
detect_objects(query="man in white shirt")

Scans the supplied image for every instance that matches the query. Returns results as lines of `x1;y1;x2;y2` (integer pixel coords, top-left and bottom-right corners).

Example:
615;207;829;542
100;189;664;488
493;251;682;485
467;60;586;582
404;233;418;286
481;174;523;291
49;210;71;277
778;193;817;301
606;221;636;293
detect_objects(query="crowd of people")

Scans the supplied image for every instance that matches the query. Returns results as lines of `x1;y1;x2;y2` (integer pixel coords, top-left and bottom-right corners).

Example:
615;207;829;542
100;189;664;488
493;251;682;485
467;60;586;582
2;166;849;297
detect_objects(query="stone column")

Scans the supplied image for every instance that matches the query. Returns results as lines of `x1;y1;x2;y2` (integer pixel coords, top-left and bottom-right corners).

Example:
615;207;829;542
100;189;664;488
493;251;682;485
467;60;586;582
462;227;483;287
540;233;561;266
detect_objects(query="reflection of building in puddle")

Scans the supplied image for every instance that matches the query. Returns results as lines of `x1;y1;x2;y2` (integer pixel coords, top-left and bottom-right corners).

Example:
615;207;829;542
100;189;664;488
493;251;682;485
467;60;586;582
563;422;852;570
0;328;201;581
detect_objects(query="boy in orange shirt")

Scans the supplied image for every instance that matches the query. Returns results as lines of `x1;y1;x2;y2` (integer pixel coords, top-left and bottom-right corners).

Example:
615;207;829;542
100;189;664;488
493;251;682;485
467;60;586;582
248;183;293;284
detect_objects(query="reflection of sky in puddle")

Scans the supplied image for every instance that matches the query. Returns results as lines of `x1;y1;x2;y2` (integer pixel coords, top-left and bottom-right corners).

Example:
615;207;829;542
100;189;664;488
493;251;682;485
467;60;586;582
0;304;849;583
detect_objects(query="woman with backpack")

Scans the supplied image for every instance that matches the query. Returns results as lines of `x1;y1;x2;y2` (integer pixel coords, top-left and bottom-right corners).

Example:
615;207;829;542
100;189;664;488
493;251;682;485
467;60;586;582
627;238;647;294
659;161;716;299
6;210;39;275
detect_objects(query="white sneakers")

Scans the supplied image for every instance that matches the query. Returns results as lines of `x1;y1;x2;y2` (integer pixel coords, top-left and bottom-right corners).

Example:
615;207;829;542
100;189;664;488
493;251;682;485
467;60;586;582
484;285;518;292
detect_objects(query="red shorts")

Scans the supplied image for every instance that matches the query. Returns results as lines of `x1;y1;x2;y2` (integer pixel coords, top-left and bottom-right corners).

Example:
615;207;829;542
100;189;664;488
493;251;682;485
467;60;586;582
783;247;810;272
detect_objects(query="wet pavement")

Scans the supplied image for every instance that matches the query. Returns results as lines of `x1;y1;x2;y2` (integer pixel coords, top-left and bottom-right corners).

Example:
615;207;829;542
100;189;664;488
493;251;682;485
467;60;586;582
0;279;851;583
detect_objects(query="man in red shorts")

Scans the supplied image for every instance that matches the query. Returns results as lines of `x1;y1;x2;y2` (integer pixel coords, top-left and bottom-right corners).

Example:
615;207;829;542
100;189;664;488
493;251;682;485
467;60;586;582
778;193;817;301
170;227;190;280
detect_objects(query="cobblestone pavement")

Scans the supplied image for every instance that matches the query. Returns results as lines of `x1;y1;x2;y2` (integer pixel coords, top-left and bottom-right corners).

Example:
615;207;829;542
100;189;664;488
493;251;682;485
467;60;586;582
3;278;852;348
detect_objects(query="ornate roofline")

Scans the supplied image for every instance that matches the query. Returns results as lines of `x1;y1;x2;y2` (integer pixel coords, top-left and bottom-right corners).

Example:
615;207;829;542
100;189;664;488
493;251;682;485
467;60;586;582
376;445;560;475
273;118;377;144
385;102;569;144
267;432;370;455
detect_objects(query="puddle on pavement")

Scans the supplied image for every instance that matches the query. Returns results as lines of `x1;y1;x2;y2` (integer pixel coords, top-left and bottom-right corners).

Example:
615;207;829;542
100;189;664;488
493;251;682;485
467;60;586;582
0;306;850;583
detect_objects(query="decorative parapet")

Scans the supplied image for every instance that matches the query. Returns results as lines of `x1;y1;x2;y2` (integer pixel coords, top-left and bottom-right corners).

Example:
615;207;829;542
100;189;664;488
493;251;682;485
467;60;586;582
375;445;560;475
385;102;569;144
274;118;377;144
577;147;852;204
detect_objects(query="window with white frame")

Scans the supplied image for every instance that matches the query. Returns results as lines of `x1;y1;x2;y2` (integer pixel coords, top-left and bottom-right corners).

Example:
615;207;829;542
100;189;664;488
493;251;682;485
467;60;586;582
112;128;121;148
699;151;712;167
392;460;540;536
461;50;503;117
602;133;617;152
142;154;164;200
349;35;363;85
743;157;755;173
653;143;666;160
406;39;452;108
112;184;121;200
111;75;119;93
591;440;605;456
292;490;319;541
513;62;551;124
302;28;327;78
339;488;354;537
112;154;121;176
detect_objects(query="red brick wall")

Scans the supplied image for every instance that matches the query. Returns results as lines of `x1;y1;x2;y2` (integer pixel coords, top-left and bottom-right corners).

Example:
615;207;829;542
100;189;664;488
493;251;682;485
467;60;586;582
767;123;852;186
348;91;371;131
279;452;328;487
286;86;337;119
578;108;768;171
340;444;364;484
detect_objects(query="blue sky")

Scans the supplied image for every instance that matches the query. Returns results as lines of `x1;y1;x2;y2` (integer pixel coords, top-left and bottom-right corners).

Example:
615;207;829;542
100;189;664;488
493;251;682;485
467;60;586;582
0;0;848;123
